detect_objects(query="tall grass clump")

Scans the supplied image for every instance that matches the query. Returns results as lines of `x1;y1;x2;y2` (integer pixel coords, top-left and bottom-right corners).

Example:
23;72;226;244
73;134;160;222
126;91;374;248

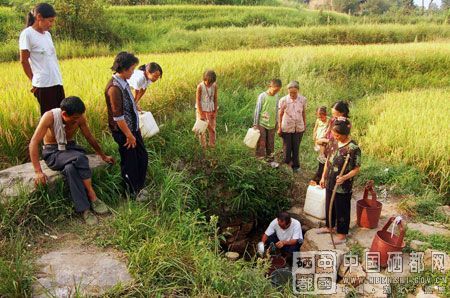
353;88;450;194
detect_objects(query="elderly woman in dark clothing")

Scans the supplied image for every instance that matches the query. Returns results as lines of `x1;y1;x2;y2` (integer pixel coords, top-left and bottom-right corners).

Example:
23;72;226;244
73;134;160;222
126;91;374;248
105;52;148;196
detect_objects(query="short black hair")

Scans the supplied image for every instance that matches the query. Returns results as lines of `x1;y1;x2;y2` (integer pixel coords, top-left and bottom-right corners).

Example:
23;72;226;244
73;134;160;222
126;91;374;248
270;79;282;87
139;62;163;78
111;52;139;73
203;70;217;84
277;211;291;224
27;3;56;27
60;96;86;116
333;118;351;136
333;101;350;118
317;106;327;115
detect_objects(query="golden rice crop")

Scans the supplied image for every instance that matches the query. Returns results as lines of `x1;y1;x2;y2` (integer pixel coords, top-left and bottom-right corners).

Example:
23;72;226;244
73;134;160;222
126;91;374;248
354;88;450;193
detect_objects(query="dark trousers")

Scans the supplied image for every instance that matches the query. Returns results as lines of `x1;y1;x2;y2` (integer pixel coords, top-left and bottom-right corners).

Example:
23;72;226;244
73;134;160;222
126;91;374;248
112;129;148;194
282;132;303;169
42;142;92;213
266;233;301;254
325;189;352;235
33;85;65;116
312;162;325;184
256;125;276;160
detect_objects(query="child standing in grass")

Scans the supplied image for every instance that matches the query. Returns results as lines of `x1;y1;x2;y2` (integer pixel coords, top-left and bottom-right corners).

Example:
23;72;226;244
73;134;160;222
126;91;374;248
196;70;218;148
310;106;330;185
253;79;282;164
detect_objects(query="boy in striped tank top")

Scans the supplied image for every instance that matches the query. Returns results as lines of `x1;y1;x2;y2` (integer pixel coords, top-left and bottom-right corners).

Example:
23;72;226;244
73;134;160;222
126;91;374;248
196;70;218;148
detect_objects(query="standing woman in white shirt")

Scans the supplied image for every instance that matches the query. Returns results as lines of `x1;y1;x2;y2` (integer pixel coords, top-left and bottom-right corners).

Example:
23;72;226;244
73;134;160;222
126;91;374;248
19;3;64;116
127;62;162;110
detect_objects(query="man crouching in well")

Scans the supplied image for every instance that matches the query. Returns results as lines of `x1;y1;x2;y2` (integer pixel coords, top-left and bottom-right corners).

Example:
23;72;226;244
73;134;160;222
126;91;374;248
29;96;115;225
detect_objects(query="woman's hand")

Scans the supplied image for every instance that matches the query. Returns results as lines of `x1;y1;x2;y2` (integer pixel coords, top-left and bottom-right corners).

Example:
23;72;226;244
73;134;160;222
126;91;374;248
336;175;347;185
319;177;326;188
277;127;282;137
124;133;137;149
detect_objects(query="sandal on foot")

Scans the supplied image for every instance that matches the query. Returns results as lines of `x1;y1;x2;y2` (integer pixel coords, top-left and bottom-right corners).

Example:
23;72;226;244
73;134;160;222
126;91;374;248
83;210;98;226
329;238;347;245
316;227;332;234
91;198;109;215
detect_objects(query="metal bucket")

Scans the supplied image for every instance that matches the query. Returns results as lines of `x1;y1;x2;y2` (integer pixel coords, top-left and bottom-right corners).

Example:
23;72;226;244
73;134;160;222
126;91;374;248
356;182;382;229
370;217;406;267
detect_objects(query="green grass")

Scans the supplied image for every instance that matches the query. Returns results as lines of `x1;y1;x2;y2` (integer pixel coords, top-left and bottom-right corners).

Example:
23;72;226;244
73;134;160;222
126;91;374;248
353;89;450;194
3;5;450;61
405;229;450;254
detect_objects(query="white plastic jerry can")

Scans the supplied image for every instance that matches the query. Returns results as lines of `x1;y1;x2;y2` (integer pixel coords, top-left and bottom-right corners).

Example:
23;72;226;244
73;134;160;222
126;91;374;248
243;127;260;149
192;118;208;134
139;111;160;138
303;185;327;220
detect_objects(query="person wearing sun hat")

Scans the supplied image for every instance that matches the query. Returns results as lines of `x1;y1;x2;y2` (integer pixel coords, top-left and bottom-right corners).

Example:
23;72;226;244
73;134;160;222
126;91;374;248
278;80;307;173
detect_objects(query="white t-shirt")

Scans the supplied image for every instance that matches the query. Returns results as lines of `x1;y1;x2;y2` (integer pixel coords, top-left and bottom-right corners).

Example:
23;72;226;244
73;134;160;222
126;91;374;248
265;218;303;242
128;69;152;90
19;27;63;88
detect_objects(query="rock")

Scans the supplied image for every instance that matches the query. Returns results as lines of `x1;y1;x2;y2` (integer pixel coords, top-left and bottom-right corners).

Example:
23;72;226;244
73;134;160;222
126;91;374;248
240;221;254;235
416;287;441;298
423;249;450;272
301;228;348;273
437;205;450;218
338;264;366;287
33;246;133;297
225;252;239;261
363;272;391;298
227;238;248;255
407;222;450;237
351;227;379;250
425;221;448;229
301;229;350;253
410;240;430;252
289;206;326;229
0;155;106;199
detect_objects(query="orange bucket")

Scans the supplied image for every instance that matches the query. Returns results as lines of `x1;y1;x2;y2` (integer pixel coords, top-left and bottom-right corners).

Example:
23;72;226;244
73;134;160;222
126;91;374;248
356;181;382;229
370;217;406;267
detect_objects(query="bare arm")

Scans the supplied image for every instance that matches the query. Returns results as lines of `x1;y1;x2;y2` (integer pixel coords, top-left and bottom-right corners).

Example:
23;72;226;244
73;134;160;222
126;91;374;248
302;109;306;130
196;84;203;119
261;233;268;244
108;87;137;149
336;166;360;185
282;239;298;246
213;83;218;114
278;104;285;135
20;50;33;82
319;157;329;188
29;112;52;184
79;116;114;164
134;89;146;103
312;121;318;142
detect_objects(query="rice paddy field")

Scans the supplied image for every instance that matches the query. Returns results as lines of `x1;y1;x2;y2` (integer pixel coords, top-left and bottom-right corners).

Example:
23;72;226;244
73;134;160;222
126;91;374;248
1;3;450;297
